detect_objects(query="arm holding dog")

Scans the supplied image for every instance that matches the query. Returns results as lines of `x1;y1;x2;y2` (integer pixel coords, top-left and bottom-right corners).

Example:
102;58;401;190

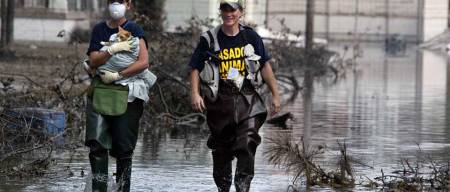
118;38;149;78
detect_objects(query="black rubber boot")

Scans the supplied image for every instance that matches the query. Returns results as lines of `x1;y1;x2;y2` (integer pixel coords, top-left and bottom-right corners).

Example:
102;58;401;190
233;119;261;192
234;150;255;192
234;172;254;192
116;154;132;192
212;149;233;192
89;144;109;192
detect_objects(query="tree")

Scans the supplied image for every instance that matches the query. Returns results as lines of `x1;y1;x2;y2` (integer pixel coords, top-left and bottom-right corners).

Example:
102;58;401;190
133;0;165;33
6;0;14;44
1;0;7;49
0;0;14;51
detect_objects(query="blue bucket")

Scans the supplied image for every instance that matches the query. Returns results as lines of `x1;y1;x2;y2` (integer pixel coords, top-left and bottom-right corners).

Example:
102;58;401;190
4;108;65;145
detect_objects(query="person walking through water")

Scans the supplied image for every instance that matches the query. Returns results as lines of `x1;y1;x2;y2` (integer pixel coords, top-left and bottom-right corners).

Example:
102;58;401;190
85;0;150;191
188;0;281;191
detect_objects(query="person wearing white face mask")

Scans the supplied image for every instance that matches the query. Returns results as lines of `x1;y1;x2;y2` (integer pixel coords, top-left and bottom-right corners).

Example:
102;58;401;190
85;0;149;191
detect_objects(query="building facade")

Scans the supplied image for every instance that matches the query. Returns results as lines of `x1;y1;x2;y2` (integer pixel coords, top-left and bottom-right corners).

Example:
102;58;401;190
264;0;448;43
164;0;267;31
164;0;448;43
1;0;448;43
1;0;102;42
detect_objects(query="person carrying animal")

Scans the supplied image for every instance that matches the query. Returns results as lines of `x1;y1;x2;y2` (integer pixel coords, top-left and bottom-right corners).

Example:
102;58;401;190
188;0;281;191
85;25;156;101
84;0;152;191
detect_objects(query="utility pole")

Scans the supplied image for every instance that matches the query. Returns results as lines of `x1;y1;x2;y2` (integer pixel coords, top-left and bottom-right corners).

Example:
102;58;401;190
303;0;315;186
325;0;330;41
305;0;315;50
385;0;389;40
417;0;424;43
352;0;359;66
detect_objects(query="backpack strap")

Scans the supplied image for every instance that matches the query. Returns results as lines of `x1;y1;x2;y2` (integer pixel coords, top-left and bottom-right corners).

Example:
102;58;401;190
240;25;263;72
201;26;221;52
239;24;249;45
206;30;215;52
211;26;221;52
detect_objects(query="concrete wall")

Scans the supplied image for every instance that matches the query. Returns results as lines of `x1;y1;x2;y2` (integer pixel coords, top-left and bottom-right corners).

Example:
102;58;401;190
0;18;89;42
12;18;89;42
164;0;267;31
421;0;449;42
244;0;267;26
265;0;446;43
49;0;68;12
164;0;220;31
0;0;100;42
3;0;448;43
162;0;448;42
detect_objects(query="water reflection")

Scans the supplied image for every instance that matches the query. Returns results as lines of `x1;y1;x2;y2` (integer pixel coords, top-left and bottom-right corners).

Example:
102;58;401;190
303;70;313;146
2;43;450;191
278;44;450;176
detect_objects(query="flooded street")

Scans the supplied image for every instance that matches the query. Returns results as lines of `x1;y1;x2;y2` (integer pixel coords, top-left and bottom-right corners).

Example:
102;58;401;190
1;43;450;191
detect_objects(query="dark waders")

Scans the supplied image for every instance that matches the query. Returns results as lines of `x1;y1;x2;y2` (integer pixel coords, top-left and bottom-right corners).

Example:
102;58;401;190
206;81;267;192
85;98;143;192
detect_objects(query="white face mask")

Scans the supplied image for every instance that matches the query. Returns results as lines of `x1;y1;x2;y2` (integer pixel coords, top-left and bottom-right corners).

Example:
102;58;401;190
108;2;126;20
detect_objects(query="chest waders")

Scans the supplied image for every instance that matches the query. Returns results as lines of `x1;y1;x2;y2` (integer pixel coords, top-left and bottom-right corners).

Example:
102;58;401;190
85;87;143;192
199;25;268;192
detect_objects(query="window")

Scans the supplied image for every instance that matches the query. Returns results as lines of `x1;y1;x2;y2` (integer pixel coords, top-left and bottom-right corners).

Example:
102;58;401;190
18;0;49;8
68;0;94;11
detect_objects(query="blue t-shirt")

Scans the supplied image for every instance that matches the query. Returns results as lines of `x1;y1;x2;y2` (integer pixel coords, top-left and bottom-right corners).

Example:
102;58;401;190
188;26;270;79
87;20;147;56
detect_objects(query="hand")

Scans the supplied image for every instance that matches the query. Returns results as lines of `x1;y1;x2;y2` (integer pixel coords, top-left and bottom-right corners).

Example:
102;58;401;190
270;96;281;116
82;60;95;76
107;41;132;55
99;70;122;84
191;93;206;112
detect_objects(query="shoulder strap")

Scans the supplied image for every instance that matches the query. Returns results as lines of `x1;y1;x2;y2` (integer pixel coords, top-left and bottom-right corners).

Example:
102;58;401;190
206;30;215;51
211;26;221;52
121;20;130;29
201;26;221;52
239;24;249;45
201;26;222;61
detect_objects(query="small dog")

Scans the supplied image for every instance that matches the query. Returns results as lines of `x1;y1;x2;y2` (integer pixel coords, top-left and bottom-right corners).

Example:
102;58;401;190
83;26;132;77
100;26;132;46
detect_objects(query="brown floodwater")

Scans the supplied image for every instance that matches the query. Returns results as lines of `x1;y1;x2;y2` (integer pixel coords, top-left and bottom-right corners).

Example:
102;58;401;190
1;43;450;191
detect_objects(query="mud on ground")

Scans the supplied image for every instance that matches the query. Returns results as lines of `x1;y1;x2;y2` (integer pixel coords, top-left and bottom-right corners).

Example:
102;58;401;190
0;42;89;86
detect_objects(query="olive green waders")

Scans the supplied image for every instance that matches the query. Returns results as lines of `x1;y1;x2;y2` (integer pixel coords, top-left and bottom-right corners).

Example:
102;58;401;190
85;98;143;192
205;81;267;192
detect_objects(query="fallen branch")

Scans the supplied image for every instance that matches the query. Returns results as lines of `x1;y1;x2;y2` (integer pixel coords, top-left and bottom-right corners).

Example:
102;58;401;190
0;72;44;88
